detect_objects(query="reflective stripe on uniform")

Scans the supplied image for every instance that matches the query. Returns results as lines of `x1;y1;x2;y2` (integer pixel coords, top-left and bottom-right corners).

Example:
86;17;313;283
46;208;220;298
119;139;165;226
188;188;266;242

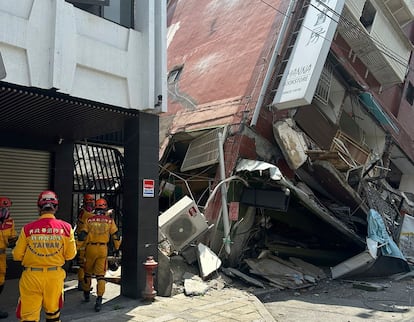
24;267;59;271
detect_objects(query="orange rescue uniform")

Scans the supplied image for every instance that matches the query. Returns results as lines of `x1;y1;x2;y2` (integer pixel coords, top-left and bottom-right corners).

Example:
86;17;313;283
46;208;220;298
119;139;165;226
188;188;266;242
75;208;94;283
12;213;77;322
80;214;121;297
0;217;16;286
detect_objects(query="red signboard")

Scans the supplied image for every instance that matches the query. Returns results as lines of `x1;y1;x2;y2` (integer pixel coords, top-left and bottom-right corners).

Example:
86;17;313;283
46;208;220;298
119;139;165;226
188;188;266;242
143;179;155;198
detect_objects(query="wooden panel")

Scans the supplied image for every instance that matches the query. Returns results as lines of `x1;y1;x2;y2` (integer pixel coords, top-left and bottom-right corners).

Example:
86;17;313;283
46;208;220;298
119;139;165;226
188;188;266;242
331;130;370;166
306;150;351;171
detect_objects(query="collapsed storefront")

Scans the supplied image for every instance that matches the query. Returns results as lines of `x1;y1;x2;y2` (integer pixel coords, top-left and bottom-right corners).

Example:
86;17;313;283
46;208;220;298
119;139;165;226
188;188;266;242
160;0;414;293
158;93;414;291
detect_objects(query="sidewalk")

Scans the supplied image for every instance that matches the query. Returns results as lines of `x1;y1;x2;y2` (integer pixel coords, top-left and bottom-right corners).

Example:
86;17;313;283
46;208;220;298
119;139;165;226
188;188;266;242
1;273;275;322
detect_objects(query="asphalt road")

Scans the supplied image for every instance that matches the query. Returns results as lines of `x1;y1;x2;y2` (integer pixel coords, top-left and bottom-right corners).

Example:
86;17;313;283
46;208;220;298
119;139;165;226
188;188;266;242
257;277;414;322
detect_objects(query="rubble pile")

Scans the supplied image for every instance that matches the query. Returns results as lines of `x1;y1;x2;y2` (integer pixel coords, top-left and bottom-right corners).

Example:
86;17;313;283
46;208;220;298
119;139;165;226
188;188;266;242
158;117;414;297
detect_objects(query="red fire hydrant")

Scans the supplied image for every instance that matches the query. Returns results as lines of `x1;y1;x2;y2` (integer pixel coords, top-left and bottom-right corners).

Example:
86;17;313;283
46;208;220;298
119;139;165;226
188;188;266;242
142;256;158;301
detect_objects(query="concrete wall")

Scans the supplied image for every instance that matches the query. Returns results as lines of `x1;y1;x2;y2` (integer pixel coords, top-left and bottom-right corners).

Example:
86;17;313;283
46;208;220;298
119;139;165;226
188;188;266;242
0;0;166;112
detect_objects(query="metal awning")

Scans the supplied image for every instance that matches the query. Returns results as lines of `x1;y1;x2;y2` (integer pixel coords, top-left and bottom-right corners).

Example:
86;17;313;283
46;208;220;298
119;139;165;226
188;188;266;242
0;81;141;144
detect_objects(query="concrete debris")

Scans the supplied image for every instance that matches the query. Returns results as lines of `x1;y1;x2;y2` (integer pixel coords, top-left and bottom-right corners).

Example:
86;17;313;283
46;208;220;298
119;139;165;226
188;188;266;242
289;257;327;280
331;250;376;280
197;242;222;279
391;270;414;281
183;273;210;296
222;267;265;288
207;273;232;290
157;250;173;297
352;281;386;291
157;118;414;298
244;257;315;290
272;119;308;170
181;245;198;264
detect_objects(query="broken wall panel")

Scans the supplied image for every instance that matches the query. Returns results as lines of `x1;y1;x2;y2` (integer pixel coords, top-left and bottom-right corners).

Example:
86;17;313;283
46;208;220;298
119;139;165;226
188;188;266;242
294;104;339;150
272;119;308;170
298;160;368;224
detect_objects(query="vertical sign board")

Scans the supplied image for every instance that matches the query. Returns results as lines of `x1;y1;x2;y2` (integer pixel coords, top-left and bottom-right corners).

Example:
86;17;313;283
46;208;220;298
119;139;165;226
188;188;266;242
143;179;155;197
272;0;345;110
0;52;6;80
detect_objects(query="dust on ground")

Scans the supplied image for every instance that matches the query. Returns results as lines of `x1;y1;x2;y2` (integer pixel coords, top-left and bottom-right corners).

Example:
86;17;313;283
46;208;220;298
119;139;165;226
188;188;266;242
255;277;414;322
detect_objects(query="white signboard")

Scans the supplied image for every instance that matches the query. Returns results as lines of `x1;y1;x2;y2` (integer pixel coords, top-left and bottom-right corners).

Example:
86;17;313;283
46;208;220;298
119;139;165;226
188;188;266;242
272;0;345;110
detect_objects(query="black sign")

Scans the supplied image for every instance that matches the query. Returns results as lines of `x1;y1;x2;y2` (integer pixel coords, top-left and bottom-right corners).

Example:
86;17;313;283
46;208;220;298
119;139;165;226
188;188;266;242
66;0;109;5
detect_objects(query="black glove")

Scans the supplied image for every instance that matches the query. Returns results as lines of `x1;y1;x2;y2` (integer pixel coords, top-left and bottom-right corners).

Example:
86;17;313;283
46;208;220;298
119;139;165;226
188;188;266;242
8;236;17;248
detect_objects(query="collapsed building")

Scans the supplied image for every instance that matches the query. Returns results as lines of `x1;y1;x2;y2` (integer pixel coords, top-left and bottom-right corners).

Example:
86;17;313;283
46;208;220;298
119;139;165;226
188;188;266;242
159;0;414;290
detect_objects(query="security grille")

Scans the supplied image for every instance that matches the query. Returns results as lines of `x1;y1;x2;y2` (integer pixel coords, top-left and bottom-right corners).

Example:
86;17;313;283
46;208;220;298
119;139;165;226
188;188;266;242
314;61;333;106
73;142;124;228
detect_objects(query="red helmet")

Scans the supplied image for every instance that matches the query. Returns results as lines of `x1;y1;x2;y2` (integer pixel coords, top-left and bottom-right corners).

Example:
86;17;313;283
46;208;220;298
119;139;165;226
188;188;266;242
0;197;11;220
95;198;108;210
83;194;95;203
37;190;59;209
0;197;12;208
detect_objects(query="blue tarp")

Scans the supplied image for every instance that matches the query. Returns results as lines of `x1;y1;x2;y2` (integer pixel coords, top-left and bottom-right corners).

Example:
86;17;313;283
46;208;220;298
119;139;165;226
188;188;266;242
367;209;405;260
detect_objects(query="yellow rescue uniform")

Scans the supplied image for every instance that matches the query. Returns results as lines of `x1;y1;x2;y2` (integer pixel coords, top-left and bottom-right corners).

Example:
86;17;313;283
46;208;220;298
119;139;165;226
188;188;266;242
12;213;77;322
75;208;94;284
0;217;16;286
80;214;121;297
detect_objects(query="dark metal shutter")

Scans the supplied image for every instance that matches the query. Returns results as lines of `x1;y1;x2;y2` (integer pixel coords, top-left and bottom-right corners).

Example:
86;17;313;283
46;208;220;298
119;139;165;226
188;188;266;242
0;147;50;255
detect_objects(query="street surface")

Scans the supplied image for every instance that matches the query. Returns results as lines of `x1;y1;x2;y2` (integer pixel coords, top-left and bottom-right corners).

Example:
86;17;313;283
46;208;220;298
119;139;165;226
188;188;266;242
258;277;414;322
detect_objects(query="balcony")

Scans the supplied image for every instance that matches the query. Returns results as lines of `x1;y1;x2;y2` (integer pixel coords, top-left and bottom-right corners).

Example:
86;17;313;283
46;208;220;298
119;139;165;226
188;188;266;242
337;1;412;86
383;0;414;28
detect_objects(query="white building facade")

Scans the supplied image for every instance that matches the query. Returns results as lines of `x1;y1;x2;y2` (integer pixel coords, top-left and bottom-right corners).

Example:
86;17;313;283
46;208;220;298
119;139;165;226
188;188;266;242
0;0;166;299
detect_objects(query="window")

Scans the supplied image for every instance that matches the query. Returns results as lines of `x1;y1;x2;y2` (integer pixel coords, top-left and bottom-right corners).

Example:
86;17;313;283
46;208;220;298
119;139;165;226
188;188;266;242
103;0;133;28
406;82;414;105
360;1;376;32
168;67;183;84
66;0;133;28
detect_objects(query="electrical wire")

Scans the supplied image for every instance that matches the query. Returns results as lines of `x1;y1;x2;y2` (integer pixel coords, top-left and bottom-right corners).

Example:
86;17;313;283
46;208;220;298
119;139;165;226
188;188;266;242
159;164;196;203
312;0;411;69
259;0;412;72
316;0;409;68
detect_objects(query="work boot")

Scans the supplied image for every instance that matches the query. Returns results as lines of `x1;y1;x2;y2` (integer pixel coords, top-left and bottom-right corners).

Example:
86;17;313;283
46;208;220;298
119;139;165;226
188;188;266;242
83;291;90;302
95;296;103;312
77;280;83;291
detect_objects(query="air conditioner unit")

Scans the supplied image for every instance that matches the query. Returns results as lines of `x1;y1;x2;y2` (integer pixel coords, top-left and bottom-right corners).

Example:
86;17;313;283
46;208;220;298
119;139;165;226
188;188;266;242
158;196;209;252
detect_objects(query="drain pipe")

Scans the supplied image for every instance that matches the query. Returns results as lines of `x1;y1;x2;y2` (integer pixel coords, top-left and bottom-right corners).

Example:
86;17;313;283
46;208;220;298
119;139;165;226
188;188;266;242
218;131;231;255
250;0;297;127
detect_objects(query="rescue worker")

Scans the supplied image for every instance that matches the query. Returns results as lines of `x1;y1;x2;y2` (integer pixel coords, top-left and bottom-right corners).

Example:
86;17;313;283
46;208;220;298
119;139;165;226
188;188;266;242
78;198;121;312
75;194;95;290
0;197;17;319
12;190;77;322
